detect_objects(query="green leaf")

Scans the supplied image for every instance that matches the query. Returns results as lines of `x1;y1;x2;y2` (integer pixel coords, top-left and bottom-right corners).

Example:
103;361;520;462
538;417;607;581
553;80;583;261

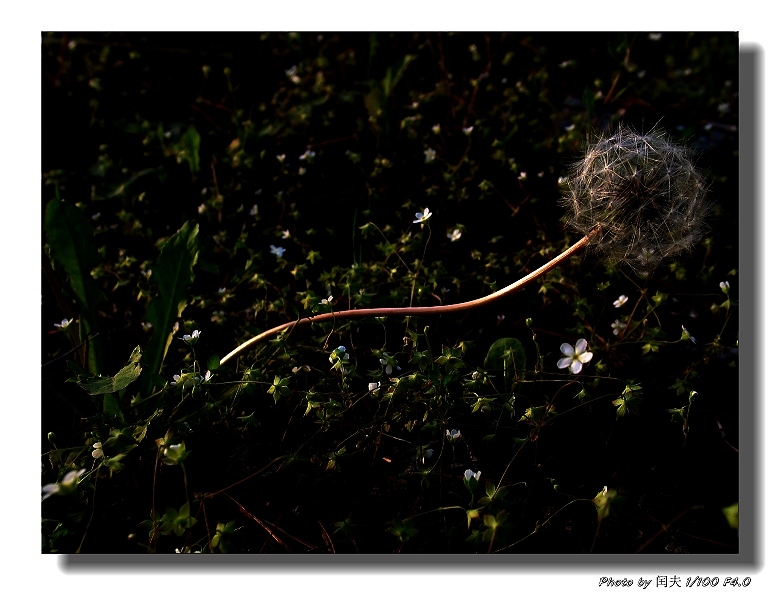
44;199;106;373
67;345;143;396
178;126;201;174
207;355;221;371
141;221;199;393
102;393;124;422
484;338;526;392
721;502;738;530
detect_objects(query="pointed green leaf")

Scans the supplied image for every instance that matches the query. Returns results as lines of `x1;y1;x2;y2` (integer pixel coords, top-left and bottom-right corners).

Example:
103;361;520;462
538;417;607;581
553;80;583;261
484;338;526;392
44;199;105;373
178;126;201;174
141;221;199;393
66;346;143;396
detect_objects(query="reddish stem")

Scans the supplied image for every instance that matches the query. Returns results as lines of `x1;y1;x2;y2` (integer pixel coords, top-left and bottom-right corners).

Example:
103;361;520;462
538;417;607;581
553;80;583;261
219;229;597;366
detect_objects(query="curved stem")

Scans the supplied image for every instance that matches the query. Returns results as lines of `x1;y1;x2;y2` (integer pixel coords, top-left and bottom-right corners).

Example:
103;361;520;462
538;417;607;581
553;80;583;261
220;229;597;366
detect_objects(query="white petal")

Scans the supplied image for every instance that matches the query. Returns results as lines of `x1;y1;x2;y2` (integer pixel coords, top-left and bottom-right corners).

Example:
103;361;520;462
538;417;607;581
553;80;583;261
560;343;574;355
557;357;572;369
571;360;583;374
575;339;588;354
579;351;593;363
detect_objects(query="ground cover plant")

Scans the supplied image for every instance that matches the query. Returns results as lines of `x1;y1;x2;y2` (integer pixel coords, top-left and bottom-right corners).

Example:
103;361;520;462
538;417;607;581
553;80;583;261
41;32;739;554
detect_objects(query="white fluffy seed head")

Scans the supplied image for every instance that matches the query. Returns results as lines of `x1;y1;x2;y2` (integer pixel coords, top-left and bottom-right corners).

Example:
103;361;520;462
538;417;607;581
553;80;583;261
560;124;711;275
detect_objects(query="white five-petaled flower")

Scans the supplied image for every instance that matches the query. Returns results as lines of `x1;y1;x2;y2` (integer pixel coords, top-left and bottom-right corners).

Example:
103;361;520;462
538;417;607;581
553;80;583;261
413;208;433;224
321;295;333;305
611;320;627;336
720;281;730;293
270;245;285;258
447;228;462;242
447;429;461;440
424;148;436;163
557;339;593;375
613;295;629;308
181;330;200;344
54;318;73;329
368;382;381;392
464;469;481;481
379;352;400;375
42;469;85;501
91;442;104;459
681;325;697;345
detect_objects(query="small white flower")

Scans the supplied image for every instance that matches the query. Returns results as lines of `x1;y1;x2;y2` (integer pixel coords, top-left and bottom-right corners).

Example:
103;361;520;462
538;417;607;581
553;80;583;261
270;245;285;258
462;126;473;135
497;314;505;324
181;330;200;344
471;371;480;380
447;228;462;242
285;67;300;84
42;469;85;501
249;204;259;216
92;442;104;459
413;207;433;224
557;339;593;375
611;320;627;336
681;325;697;345
613;295;629;308
518;171;527;180
54;318;73;329
447;429;461;440
276;153;286;162
424;147;437;163
432;124;441;134
379;352;400;375
719;281;730;293
197;203;207;214
171;374;183;386
321;295;333;305
368;382;381;392
141;321;153;332
299;150;316;161
203;370;212;382
281;230;291;239
464;469;481;481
